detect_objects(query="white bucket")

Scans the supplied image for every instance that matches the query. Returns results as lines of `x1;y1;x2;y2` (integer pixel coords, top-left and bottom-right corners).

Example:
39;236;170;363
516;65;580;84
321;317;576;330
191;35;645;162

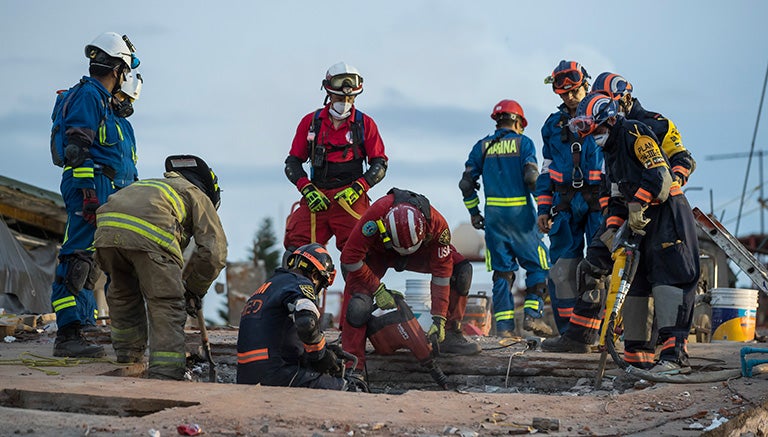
710;288;759;342
405;278;432;331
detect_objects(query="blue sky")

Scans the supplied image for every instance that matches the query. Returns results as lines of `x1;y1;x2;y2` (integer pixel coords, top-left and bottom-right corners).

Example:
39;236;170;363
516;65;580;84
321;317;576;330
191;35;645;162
2;1;768;318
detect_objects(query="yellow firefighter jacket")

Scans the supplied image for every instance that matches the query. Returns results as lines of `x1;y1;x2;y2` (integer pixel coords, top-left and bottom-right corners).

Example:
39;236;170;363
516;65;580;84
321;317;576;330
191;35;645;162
94;171;227;295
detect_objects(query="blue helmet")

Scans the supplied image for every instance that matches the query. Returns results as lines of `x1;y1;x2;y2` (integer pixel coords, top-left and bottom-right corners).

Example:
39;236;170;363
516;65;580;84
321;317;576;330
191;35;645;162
568;92;618;137
591;72;633;100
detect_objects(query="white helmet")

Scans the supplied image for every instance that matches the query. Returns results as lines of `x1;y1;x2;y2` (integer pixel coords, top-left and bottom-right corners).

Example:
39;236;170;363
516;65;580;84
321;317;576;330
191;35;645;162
322;62;363;96
85;32;138;70
120;71;143;100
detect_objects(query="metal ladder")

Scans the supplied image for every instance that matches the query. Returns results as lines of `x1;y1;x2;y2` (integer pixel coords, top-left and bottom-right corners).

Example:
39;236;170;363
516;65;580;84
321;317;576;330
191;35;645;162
692;207;768;295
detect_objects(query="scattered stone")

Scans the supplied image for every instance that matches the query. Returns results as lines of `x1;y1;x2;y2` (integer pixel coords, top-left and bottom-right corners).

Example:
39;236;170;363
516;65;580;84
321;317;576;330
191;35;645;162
259;424;268;433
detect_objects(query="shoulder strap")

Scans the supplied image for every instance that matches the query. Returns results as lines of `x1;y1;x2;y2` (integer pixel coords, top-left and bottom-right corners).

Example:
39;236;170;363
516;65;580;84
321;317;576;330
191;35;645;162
386;187;432;221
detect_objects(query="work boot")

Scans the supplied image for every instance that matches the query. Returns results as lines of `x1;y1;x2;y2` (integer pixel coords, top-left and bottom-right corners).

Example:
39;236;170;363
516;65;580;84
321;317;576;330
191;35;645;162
439;329;481;355
523;314;555;338
540;335;590;353
53;323;106;358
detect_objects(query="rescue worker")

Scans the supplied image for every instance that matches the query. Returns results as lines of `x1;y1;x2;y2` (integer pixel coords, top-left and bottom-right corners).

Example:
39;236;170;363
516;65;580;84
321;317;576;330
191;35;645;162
94;155;227;380
535;60;607;335
460;100;552;338
237;243;348;390
79;70;144;329
283;62;388;263
545;73;698;351
50;32;141;357
341;189;481;371
561;92;699;373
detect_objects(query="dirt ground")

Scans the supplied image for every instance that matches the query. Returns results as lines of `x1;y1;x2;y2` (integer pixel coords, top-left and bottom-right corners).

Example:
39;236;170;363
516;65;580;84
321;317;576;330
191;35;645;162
1;327;768;436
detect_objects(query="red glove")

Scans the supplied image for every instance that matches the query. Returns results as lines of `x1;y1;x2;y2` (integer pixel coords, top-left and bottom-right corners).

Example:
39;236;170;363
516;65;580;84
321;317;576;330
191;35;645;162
81;188;99;226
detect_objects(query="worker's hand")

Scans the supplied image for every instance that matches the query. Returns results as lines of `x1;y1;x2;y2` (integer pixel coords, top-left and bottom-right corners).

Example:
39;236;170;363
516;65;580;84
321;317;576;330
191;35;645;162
536;214;552;234
428;315;447;344
184;290;202;318
301;183;331;213
598;227;617;249
81;188;99;226
334;181;366;206
470;213;485;230
627;202;650;236
311;347;342;376
674;172;688;187
372;283;402;310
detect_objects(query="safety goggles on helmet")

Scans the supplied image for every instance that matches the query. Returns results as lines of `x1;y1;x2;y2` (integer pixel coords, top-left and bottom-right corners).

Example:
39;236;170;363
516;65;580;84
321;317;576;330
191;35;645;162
325;73;363;95
545;61;590;94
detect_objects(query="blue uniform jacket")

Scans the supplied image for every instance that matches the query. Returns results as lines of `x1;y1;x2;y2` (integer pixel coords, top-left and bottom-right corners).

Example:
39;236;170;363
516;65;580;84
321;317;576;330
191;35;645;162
535;104;604;216
63;76;127;190
237;269;320;372
464;128;538;226
114;116;138;188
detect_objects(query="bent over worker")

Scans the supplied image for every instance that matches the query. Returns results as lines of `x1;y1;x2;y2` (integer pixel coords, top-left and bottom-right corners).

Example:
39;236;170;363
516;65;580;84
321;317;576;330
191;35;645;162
237;243;347;390
561;93;699;373
460;99;552;338
340;189;481;371
50;32;141;357
283;62;388;262
94;155;227;380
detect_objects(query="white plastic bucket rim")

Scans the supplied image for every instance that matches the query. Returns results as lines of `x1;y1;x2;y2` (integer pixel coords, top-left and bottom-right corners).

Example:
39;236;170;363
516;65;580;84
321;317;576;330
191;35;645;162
710;288;759;309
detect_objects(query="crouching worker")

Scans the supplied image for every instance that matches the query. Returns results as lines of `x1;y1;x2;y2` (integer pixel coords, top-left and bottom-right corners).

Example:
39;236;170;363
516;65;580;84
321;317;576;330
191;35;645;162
94;155;226;380
237;243;348;390
340;188;481;376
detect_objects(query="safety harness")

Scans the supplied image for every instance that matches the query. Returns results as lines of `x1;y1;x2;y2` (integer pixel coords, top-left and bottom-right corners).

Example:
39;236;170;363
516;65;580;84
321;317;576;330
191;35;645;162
550;114;601;216
308;108;365;177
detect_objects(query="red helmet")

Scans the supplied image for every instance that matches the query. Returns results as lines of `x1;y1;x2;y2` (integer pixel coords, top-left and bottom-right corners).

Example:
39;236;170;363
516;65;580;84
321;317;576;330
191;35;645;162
384;204;427;255
491;99;527;128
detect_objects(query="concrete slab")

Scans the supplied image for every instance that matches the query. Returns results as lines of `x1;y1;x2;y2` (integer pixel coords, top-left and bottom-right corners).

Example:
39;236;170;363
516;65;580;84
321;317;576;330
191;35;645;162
0;329;767;436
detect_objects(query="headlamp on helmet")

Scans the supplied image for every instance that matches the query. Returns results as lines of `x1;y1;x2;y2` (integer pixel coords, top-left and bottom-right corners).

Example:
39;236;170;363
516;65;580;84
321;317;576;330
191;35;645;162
568;92;618;137
545;60;591;94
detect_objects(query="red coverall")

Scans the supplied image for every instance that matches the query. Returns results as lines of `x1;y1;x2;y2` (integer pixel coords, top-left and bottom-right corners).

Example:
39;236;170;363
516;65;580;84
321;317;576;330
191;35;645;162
284;105;387;251
339;194;467;368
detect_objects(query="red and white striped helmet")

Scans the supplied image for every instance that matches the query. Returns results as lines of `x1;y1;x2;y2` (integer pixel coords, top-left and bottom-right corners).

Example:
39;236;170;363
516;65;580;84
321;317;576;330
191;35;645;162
384;204;426;255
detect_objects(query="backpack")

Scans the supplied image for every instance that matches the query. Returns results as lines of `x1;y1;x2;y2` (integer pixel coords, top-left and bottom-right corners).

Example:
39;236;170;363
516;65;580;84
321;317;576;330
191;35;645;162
49;79;108;167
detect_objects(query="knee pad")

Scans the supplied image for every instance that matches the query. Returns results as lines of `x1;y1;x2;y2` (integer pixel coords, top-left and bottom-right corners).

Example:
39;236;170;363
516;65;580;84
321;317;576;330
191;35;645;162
551;258;580;300
652;285;684;328
64;251;94;296
576;259;607;303
492;270;515;286
450;259;472;296
622;295;654;342
346;293;374;328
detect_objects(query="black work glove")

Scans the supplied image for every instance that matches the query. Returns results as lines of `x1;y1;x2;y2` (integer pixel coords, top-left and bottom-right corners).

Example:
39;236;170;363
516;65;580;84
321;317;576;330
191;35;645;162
470;213;485;230
81;188;99;226
184;290;202;318
311;348;342;376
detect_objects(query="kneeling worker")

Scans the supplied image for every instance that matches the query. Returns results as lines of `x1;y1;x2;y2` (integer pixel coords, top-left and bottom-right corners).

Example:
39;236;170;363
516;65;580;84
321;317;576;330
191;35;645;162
237;243;347;390
94;155;227;380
